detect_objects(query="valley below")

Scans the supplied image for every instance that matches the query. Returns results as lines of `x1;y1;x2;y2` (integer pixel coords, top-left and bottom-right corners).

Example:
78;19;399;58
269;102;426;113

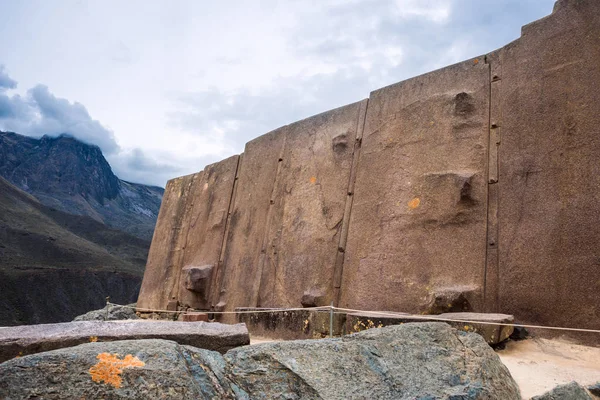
0;131;163;326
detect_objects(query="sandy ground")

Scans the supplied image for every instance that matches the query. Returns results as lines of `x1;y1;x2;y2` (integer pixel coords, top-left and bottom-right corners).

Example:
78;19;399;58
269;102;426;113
250;336;281;345
497;338;600;399
250;335;599;399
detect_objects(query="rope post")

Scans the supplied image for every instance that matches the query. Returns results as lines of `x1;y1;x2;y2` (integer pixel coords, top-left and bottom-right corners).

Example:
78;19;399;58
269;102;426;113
105;296;110;321
329;302;334;338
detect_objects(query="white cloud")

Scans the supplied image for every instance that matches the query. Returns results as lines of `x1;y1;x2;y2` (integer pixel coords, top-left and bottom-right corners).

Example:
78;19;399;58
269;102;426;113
394;0;452;23
0;0;556;187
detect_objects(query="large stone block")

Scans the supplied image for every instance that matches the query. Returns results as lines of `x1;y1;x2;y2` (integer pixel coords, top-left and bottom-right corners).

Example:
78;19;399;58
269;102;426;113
180;312;209;322
137;174;196;310
0;323;521;399
437;312;514;345
340;59;490;314
176;156;239;310
494;0;600;336
181;265;213;295
137;156;238;312
0;320;250;362
235;307;346;339
218;101;365;315
217;129;287;318
257;101;366;308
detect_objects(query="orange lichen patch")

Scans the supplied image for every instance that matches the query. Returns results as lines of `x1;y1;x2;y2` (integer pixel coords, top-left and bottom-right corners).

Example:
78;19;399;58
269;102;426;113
408;197;421;209
89;336;98;342
309;176;317;184
89;353;145;388
473;58;479;64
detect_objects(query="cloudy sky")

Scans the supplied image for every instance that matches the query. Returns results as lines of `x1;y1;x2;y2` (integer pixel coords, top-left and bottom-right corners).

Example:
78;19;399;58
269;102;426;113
0;0;555;187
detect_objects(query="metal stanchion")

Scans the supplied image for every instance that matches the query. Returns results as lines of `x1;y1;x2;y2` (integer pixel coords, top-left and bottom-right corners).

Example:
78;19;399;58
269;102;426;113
105;297;110;320
330;302;334;338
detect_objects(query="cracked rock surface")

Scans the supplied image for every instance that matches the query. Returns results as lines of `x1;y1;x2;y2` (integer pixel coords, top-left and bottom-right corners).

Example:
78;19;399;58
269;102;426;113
0;322;520;399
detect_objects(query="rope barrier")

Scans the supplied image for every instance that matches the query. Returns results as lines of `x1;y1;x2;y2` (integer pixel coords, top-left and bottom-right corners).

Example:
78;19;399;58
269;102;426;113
108;302;331;314
107;302;600;334
332;307;600;334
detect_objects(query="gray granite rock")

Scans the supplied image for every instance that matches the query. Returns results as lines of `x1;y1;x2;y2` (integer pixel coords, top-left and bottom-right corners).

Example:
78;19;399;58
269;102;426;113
74;304;139;321
0;322;521;399
531;381;594;400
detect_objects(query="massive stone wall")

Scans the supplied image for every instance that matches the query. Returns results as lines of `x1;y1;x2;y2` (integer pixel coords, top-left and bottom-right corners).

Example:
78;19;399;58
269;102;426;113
492;0;600;333
340;60;490;314
138;0;600;335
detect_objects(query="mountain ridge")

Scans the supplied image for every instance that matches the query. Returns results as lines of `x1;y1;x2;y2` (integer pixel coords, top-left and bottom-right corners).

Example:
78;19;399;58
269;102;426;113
0;175;148;325
0;131;164;241
0;131;166;325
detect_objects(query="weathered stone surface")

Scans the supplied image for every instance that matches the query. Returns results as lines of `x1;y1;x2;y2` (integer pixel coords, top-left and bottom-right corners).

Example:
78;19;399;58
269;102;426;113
301;288;327;307
341;59;490;314
437;312;514;345
0;339;231;399
180;312;208;322
74;304;139;322
588;382;600;398
258;101;365;308
0;320;249;362
137;0;600;343
532;381;594;400
177;156;239;310
218;102;365;316
0;323;521;399
236;308;346;339
166;299;178;311
224;323;520;399
425;286;479;314
181;265;213;293
137;156;238;312
345;311;412;334
491;0;600;340
217;130;286;320
137;174;196;311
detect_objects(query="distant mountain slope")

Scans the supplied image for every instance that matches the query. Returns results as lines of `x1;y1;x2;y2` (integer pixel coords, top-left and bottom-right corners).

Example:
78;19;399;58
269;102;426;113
0;131;164;241
0;176;148;325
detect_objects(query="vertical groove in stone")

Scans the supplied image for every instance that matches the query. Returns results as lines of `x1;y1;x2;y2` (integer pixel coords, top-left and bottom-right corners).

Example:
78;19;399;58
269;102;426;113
333;98;369;306
254;133;288;307
167;175;199;302
210;155;242;308
484;52;502;312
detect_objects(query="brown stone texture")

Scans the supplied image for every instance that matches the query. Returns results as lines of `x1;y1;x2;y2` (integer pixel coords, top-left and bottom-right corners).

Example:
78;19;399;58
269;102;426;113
137;156;238;311
216;102;365;315
180;312;209;322
257;102;365;308
340;59;490;313
216;130;286;316
235;308;346;339
137;174;196;310
493;0;600;333
176;156;239;310
139;0;600;340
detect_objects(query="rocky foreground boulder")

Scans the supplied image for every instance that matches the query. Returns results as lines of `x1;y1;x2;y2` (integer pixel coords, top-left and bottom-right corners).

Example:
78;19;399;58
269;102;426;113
531;381;596;400
73;303;139;321
0;322;521;399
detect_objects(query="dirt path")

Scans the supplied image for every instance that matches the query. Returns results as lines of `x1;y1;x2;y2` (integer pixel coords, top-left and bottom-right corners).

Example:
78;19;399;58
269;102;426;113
497;338;600;399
